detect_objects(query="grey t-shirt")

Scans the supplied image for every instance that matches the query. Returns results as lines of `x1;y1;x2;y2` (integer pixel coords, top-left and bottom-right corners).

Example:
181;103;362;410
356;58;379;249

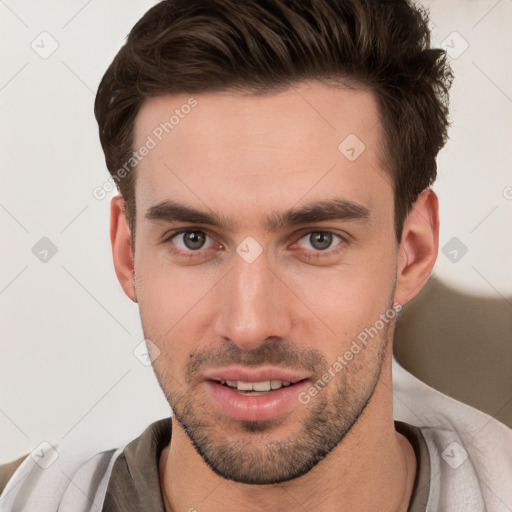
102;418;431;512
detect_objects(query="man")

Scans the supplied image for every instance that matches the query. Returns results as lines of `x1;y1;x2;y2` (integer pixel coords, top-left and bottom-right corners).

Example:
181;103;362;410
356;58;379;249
1;0;511;510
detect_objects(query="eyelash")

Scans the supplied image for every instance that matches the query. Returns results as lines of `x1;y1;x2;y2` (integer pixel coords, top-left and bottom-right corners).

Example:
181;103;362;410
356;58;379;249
162;229;347;259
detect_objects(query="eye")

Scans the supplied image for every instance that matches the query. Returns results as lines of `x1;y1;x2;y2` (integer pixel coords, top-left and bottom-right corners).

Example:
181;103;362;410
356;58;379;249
171;230;215;251
296;231;342;251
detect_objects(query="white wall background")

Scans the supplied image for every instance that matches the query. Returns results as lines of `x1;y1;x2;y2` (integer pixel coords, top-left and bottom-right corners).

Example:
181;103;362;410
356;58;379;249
1;0;511;463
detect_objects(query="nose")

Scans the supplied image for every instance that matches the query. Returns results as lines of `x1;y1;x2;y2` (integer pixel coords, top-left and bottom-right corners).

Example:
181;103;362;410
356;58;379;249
214;252;293;351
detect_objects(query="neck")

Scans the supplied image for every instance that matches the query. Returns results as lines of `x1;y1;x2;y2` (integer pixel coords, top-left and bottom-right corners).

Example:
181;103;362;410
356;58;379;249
159;360;416;512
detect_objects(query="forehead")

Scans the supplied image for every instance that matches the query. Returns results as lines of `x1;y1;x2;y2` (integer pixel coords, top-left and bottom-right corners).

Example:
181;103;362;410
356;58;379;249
132;81;391;224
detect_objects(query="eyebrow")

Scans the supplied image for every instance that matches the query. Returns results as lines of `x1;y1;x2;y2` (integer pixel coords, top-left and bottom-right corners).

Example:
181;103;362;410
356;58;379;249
145;198;370;231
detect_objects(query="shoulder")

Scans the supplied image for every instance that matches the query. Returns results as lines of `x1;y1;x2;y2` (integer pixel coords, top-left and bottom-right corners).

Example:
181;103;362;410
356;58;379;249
393;358;512;510
0;419;171;511
0;441;124;511
0;455;28;495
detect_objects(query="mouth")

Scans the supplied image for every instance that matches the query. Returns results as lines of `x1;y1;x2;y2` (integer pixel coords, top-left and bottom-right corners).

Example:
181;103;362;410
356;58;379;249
214;378;306;395
204;368;311;421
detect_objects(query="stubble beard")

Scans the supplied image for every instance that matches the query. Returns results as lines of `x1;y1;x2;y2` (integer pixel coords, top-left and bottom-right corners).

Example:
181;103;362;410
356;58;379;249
150;321;392;485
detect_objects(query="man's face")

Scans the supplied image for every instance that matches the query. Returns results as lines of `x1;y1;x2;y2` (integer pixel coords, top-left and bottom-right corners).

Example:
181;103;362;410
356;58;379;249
131;82;399;484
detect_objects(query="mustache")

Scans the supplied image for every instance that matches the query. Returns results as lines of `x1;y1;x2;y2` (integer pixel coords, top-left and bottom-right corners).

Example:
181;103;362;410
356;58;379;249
185;337;327;383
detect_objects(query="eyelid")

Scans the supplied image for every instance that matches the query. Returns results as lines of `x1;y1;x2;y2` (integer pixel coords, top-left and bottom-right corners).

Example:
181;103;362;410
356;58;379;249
162;227;210;243
162;228;221;253
161;227;348;257
290;229;346;252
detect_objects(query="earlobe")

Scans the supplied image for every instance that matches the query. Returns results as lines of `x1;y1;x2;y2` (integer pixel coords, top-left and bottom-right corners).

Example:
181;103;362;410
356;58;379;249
394;188;439;305
110;195;137;302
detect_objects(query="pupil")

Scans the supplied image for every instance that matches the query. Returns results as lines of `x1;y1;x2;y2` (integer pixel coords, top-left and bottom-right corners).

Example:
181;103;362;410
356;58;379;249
184;231;206;250
310;232;332;250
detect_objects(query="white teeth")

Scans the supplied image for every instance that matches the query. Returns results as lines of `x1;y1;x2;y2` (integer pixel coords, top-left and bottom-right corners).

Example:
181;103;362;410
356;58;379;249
220;380;294;391
252;381;271;392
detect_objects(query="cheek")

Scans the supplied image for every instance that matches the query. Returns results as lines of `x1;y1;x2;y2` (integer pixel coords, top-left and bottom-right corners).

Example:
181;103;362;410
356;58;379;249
277;261;397;360
285;257;396;318
135;259;220;358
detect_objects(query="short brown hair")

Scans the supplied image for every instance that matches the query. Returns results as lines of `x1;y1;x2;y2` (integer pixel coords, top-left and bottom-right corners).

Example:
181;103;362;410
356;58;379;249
94;0;452;242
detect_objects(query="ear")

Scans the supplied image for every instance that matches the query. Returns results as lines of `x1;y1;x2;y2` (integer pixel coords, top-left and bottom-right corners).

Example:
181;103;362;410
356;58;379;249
110;195;136;302
394;188;439;305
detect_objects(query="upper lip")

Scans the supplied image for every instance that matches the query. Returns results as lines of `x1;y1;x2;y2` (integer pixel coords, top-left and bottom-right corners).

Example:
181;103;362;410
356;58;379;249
204;366;309;384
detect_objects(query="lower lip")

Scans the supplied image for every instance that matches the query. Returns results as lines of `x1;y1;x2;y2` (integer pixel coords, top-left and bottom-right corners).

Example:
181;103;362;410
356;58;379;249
205;380;309;422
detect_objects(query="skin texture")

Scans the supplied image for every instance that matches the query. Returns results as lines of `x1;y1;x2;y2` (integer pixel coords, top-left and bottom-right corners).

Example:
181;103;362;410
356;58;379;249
110;81;439;511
